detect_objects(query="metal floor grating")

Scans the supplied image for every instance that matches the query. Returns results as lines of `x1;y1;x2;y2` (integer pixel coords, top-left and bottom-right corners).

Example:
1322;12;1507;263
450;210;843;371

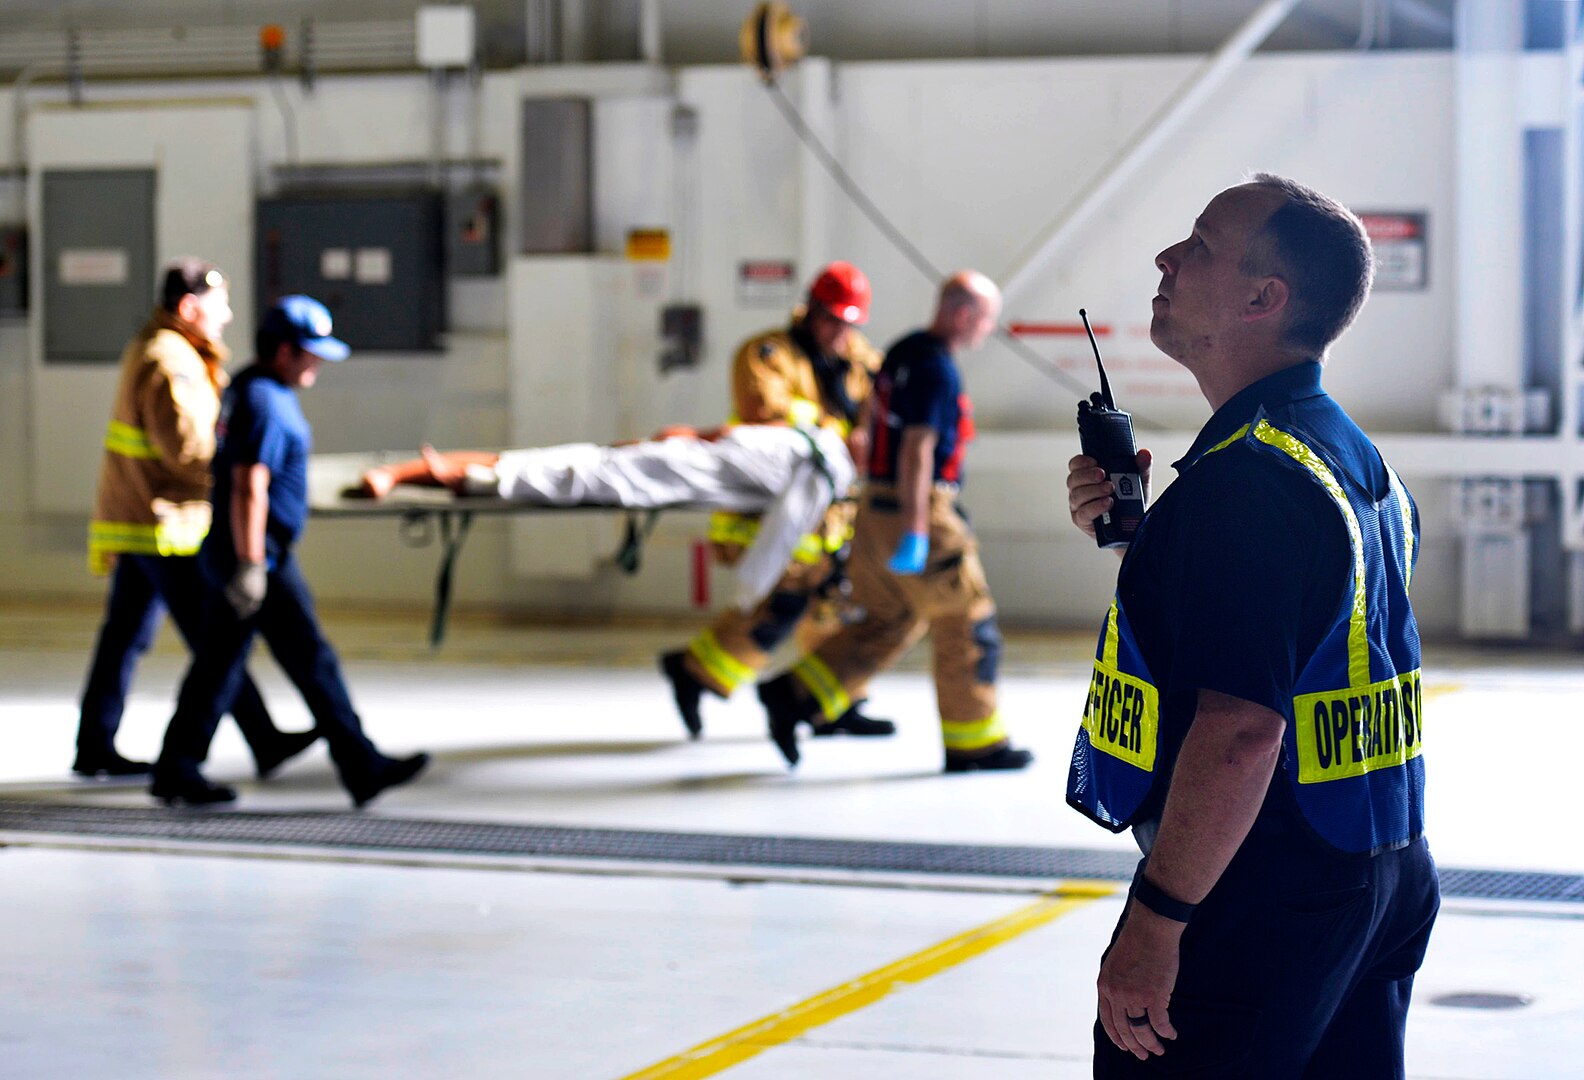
0;801;1579;903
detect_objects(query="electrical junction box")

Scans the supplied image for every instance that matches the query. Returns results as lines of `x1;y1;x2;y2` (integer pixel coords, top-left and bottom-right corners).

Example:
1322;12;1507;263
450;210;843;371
256;189;445;352
416;5;476;68
446;187;500;277
0;225;26;314
42;168;156;362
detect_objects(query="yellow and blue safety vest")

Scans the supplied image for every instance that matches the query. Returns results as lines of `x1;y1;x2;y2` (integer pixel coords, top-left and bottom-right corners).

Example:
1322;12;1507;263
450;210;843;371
1067;407;1424;856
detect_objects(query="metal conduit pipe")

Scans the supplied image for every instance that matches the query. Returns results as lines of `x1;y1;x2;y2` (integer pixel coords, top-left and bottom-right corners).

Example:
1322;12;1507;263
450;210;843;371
998;0;1303;306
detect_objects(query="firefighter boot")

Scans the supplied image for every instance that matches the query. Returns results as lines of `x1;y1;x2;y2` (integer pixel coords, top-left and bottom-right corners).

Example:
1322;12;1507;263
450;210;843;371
944;744;1035;774
660;651;709;739
813;705;896;737
757;674;817;767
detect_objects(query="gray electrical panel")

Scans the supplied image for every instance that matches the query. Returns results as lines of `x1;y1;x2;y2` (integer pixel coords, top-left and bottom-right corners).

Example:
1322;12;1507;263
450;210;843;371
43;169;155;362
0;225;25;314
256;189;445;352
446;187;501;276
519;97;592;254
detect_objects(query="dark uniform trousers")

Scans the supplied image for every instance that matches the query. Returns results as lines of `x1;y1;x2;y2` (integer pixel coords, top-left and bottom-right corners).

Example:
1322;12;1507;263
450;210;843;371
1094;825;1440;1079
78;553;279;761
157;550;379;784
797;486;1006;753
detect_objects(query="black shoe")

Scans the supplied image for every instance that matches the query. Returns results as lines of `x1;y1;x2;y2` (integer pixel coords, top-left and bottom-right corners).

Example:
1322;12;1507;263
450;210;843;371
660;651;705;739
346;752;430;808
253;728;321;780
72;751;152;779
150;772;238;806
813;706;896;737
944;745;1035;774
757;674;815;767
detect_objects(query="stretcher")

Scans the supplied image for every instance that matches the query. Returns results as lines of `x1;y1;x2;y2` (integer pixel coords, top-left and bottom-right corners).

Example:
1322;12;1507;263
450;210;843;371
308;452;716;647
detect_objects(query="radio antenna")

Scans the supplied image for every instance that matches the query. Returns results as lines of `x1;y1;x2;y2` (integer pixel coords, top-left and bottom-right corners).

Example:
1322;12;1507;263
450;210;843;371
1079;308;1115;409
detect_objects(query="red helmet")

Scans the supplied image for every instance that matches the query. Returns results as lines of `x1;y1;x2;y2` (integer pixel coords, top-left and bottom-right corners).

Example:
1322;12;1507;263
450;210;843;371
808;261;871;325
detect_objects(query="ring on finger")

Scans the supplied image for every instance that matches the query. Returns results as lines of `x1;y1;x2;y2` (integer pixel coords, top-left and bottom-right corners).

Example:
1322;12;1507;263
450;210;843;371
1126;1013;1151;1027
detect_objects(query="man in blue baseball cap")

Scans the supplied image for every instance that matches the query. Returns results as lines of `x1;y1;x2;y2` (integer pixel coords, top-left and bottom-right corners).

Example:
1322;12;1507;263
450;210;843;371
151;295;429;807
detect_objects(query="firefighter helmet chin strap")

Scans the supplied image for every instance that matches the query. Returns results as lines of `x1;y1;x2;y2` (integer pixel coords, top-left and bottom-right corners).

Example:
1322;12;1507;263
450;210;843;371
790;318;860;429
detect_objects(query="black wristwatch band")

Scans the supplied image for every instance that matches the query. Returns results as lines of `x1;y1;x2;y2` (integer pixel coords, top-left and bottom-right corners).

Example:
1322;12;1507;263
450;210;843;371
1131;874;1197;923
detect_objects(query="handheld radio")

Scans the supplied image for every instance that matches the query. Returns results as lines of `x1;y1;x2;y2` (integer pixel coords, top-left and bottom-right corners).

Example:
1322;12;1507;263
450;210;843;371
1075;309;1145;548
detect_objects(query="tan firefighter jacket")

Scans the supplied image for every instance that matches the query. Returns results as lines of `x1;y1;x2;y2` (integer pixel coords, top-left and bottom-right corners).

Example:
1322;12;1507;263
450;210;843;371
87;310;230;574
709;317;881;564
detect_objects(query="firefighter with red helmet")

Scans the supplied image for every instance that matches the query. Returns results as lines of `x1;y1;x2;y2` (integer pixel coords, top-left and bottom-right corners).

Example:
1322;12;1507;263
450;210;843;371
660;262;895;740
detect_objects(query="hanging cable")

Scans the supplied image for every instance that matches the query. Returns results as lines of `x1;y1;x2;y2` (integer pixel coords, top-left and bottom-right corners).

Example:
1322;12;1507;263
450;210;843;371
764;77;1164;427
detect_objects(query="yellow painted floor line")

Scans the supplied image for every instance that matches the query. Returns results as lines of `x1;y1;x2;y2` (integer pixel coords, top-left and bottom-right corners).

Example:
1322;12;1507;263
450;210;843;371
1423;681;1462;702
618;881;1118;1080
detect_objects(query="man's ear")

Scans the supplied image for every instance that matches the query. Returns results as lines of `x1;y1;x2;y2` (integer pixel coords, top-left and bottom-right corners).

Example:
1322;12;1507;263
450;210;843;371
1242;276;1289;325
175;292;201;324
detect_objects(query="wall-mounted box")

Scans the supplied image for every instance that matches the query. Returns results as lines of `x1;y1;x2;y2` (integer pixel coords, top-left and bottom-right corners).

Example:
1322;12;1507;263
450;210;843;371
519;98;592;254
446;187;500;276
42;169;155;362
256;189;445;352
0;225;26;314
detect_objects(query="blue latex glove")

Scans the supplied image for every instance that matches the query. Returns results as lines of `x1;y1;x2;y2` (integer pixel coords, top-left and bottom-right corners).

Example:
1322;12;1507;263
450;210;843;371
888;531;929;575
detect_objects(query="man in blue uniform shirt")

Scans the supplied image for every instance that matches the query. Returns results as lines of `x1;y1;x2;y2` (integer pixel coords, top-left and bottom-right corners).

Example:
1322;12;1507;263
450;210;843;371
1065;176;1437;1077
151;296;429;807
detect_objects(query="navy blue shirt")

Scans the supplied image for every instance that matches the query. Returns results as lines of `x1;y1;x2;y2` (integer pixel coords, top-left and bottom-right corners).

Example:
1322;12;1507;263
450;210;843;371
867;330;974;484
201;364;312;579
1117;361;1413;826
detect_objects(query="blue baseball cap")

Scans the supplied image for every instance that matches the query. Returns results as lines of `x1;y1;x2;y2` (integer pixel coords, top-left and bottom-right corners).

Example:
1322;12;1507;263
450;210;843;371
260;295;350;362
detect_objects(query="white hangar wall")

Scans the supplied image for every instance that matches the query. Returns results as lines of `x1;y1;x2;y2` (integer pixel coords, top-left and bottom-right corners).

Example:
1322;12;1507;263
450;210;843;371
0;49;1462;635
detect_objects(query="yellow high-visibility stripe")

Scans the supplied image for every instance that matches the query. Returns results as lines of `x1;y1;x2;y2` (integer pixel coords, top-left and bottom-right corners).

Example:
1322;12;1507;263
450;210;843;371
1247;421;1370;689
87;518;208;575
708;514;829;563
104;419;159;460
1101;600;1121;668
686;630;755;694
787;396;821;428
940;711;1007;751
790;653;850;722
707;512;759;548
1385;463;1415;592
1204;422;1252;457
617;886;1115;1080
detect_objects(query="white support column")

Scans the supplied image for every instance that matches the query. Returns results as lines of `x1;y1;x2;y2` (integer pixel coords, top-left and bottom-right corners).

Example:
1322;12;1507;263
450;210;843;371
1453;1;1527;392
1452;2;1533;638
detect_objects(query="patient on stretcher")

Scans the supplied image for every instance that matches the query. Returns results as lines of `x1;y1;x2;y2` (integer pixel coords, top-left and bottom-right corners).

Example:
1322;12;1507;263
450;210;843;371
357;424;855;612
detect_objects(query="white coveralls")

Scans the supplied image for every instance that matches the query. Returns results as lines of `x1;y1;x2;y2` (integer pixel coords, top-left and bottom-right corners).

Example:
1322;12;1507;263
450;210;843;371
471;425;855;611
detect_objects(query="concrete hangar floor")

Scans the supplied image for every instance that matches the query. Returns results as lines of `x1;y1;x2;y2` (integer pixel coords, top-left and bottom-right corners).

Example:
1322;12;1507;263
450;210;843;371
0;599;1578;1080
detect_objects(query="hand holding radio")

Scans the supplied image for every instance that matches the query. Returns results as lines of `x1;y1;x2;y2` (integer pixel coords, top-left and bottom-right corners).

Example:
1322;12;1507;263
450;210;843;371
1068;447;1152;544
1074;309;1149;548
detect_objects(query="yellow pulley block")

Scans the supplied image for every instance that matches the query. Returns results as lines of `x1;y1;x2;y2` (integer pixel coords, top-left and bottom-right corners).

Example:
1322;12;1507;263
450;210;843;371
740;2;807;84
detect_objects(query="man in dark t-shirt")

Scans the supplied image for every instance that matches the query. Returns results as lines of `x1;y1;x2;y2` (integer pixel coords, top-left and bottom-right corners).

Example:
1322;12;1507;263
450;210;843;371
757;271;1033;773
151;296;429;808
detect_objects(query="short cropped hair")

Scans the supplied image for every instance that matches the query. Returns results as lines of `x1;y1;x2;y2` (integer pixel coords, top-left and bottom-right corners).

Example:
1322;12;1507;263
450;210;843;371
1240;173;1374;355
160;257;225;314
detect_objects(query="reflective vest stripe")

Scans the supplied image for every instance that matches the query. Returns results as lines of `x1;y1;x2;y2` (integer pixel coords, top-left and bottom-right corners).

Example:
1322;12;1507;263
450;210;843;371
791;652;850;722
1246;420;1371;690
1386;464;1415;591
104;420;159;460
685;629;755;694
1101;600;1121;668
941;711;1007;751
